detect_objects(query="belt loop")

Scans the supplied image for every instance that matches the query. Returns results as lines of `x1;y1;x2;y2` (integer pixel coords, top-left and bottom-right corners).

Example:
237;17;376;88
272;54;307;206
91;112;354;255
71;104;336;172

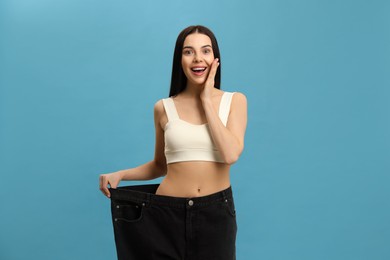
222;190;228;202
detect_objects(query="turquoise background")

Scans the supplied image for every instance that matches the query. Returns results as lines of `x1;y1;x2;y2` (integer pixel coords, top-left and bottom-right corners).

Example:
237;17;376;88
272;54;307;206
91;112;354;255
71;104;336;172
1;0;389;259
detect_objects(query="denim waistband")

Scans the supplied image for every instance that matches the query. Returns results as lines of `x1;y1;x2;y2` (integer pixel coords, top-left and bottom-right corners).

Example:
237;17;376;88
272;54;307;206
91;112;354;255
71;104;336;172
109;184;233;209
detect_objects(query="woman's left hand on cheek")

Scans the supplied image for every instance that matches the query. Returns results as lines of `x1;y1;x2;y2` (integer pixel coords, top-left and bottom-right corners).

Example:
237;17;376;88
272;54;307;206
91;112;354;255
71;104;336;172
200;58;219;101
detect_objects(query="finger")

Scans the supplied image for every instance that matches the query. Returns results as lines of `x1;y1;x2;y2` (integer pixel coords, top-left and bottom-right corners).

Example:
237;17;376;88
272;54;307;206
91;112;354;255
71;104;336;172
99;175;105;192
99;175;104;192
110;181;118;189
99;175;103;189
100;175;110;197
105;184;111;198
206;58;219;84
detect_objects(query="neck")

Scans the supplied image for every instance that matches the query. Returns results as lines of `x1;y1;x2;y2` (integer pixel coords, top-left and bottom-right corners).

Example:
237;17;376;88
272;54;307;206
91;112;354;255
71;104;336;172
182;82;204;98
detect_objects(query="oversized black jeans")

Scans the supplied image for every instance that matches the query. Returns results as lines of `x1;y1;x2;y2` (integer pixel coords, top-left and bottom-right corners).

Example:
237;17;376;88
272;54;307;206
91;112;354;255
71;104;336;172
109;184;237;260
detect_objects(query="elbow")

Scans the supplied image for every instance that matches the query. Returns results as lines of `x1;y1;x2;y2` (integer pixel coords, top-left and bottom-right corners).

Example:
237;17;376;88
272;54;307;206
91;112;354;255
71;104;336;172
154;160;167;178
223;144;244;165
223;151;241;165
224;155;239;165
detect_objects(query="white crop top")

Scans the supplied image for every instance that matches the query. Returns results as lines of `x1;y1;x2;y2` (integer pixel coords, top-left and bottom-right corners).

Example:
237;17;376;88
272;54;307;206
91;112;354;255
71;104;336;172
162;91;235;164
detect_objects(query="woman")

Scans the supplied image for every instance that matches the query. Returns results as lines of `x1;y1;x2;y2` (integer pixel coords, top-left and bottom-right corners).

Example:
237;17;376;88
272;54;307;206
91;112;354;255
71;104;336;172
99;25;247;260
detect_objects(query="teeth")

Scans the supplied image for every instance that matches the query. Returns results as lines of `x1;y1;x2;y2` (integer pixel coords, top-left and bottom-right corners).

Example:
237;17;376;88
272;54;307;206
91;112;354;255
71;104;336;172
192;67;206;72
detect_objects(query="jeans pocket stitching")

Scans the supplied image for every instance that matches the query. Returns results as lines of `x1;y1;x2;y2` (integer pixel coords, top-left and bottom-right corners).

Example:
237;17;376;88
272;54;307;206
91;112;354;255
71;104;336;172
113;202;146;223
224;199;236;217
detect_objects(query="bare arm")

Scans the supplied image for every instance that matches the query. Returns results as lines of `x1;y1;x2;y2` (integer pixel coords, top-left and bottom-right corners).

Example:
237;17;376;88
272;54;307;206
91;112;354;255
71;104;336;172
119;100;167;180
200;58;248;164
202;92;247;164
99;100;167;197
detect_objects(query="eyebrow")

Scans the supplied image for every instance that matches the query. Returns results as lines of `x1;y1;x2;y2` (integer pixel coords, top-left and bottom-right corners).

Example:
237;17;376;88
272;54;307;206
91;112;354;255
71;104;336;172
183;44;212;49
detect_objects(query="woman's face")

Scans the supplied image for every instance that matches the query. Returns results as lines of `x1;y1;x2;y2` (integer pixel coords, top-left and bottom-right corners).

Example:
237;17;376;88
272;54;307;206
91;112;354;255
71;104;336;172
181;33;215;86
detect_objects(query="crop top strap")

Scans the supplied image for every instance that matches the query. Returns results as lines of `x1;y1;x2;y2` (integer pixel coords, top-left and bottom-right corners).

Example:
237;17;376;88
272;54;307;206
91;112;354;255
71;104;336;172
162;98;179;121
219;92;235;126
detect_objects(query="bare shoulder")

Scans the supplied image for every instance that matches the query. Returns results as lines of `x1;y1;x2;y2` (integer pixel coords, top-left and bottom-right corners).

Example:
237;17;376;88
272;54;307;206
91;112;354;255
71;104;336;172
231;92;247;107
154;99;165;116
153;99;168;129
226;91;247;132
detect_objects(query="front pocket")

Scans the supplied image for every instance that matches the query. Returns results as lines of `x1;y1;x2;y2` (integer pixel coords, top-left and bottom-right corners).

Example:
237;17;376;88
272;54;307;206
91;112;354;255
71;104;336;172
223;198;236;217
112;200;146;223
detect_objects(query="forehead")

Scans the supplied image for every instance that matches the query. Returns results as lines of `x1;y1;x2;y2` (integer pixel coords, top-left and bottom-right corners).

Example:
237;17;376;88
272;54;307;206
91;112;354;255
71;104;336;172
183;33;212;47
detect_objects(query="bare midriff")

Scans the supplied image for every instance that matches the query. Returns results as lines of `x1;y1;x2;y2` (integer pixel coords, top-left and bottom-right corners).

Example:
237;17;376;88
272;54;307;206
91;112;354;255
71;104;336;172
155;161;231;198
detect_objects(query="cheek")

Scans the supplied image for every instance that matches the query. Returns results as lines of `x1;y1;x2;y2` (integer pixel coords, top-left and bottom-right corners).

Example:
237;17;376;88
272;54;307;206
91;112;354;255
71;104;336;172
205;55;215;66
181;57;190;70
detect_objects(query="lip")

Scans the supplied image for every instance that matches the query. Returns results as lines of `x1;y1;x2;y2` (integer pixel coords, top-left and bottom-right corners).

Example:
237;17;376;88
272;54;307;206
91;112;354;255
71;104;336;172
190;66;208;76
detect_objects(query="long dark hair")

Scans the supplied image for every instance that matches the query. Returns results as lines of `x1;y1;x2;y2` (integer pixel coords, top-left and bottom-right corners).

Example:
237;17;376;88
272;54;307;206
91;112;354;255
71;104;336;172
169;25;221;97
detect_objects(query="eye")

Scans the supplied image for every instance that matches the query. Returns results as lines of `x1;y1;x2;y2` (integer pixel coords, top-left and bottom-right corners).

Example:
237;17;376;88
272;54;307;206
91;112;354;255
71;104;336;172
183;49;193;55
203;48;212;54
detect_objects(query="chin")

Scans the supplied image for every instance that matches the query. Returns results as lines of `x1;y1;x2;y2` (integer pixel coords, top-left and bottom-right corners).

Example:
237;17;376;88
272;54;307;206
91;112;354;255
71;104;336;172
189;79;206;86
188;75;207;84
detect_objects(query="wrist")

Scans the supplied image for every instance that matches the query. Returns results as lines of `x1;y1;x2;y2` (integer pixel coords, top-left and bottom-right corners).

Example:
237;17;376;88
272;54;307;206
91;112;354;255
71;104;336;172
201;96;213;106
115;170;125;180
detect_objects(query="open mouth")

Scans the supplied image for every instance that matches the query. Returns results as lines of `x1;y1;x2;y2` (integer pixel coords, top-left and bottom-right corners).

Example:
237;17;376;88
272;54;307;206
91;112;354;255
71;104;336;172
191;67;207;73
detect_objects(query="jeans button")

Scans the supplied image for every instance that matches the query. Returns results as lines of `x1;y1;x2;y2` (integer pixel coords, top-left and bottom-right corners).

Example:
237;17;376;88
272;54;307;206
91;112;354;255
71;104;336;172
188;200;194;206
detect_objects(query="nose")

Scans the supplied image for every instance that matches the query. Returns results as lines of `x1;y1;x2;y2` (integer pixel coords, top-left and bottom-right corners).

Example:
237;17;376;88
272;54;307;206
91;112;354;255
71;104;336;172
193;53;203;63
